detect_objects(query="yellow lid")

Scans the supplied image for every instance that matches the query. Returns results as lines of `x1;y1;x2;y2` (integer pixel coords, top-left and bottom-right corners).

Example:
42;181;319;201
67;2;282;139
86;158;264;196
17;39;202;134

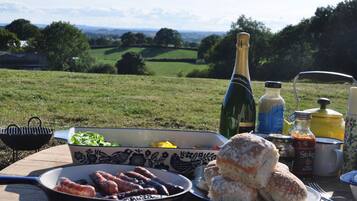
303;98;343;119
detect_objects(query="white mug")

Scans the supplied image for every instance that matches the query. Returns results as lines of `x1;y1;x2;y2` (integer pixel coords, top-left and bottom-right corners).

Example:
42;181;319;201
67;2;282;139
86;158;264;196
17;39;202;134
313;137;343;176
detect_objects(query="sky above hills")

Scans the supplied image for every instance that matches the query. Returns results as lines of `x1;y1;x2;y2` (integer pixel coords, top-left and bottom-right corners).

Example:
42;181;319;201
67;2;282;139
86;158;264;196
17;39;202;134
0;0;342;32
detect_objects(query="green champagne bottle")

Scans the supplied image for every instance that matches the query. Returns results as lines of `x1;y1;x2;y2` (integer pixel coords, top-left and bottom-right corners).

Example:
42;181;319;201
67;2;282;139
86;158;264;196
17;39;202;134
219;32;256;138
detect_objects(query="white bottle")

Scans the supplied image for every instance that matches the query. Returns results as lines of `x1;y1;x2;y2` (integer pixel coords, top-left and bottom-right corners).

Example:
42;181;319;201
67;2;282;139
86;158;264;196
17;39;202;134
343;87;357;172
257;81;285;134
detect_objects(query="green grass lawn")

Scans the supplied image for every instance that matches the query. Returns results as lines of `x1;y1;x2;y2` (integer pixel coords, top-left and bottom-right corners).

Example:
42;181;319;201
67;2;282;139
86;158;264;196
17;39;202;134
90;47;197;64
0;69;351;168
146;61;208;76
0;69;350;129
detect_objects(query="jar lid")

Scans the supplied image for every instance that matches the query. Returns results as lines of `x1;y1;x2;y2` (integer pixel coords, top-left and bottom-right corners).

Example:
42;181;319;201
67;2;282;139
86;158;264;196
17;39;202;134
294;111;312;120
267;134;292;142
265;81;282;88
316;137;343;144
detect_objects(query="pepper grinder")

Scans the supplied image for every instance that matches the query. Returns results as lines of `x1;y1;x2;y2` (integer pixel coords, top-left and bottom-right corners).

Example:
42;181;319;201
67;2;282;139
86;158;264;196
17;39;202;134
342;87;357;172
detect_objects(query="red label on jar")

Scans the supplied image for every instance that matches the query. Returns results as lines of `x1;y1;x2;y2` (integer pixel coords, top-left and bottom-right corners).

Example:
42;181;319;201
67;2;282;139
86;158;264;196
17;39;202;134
292;137;316;177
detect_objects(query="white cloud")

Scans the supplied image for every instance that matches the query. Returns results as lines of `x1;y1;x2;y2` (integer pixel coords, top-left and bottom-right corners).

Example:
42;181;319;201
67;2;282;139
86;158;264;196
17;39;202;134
0;0;343;31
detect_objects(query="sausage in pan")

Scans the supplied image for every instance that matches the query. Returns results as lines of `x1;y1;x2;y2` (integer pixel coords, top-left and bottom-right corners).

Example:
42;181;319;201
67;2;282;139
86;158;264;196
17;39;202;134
54;177;96;197
90;172;118;195
124;171;169;195
134;166;184;195
97;171;143;192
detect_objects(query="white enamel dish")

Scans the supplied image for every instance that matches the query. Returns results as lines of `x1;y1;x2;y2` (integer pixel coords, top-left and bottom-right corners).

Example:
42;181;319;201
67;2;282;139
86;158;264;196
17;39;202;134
54;127;228;176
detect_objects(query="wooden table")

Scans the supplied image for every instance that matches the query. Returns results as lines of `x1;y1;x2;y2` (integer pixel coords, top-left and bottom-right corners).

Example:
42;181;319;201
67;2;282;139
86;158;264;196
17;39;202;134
0;145;354;201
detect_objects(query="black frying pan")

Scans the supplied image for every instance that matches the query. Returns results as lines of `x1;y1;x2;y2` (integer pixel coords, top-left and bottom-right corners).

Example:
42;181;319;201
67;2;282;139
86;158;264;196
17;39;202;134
0;164;192;201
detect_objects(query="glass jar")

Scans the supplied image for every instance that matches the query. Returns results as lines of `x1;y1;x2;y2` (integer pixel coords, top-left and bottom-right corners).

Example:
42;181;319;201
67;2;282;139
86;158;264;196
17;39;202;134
290;111;316;177
257;81;285;134
267;134;294;169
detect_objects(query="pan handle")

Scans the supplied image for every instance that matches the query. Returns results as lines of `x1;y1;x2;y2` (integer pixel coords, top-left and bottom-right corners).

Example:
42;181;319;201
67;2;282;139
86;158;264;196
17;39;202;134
0;175;39;185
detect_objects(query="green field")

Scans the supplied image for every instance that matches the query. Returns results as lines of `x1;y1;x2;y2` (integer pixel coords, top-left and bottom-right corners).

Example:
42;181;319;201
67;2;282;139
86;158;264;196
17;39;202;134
146;62;208;76
90;47;197;63
90;47;208;76
0;69;351;168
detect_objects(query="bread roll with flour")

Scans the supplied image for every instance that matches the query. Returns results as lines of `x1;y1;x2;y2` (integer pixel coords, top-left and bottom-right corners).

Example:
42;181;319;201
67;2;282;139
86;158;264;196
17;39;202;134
259;163;307;201
208;176;257;201
217;133;279;188
204;160;220;188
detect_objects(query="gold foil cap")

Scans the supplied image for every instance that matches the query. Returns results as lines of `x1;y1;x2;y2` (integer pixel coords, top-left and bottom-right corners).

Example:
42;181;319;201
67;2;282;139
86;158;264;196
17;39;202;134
237;32;250;48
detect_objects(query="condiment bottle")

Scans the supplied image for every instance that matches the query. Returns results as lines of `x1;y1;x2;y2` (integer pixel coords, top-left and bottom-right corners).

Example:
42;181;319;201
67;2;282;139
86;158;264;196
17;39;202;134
290;111;316;177
257;81;285;134
343;87;357;172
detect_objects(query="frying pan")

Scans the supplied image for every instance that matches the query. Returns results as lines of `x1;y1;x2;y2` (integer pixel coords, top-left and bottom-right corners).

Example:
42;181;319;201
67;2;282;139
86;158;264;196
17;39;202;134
0;164;192;201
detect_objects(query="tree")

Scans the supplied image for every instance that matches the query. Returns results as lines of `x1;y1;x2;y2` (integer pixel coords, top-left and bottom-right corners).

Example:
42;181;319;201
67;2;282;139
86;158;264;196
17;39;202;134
311;1;357;77
5;19;40;40
206;15;273;79
37;21;94;71
0;29;20;51
121;32;137;46
197;35;221;60
135;33;146;45
116;52;149;75
154;28;182;47
145;36;154;45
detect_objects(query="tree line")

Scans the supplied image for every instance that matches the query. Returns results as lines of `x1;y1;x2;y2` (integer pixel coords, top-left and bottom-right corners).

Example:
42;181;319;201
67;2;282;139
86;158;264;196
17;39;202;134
1;0;356;80
194;0;357;80
0;19;186;74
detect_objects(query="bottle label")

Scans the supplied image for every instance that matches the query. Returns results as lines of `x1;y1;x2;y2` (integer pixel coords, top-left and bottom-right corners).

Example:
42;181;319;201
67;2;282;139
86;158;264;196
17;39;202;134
292;139;315;176
257;105;284;134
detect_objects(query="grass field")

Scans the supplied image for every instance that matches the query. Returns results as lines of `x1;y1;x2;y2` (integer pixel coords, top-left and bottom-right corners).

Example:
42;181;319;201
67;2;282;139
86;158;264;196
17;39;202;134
0;69;351;168
90;47;197;63
146;62;208;76
90;47;208;77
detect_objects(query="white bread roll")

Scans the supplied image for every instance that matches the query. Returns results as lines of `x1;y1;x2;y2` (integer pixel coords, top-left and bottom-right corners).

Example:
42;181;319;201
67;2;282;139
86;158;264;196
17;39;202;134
217;133;279;188
208;176;257;201
204;160;220;188
259;164;307;201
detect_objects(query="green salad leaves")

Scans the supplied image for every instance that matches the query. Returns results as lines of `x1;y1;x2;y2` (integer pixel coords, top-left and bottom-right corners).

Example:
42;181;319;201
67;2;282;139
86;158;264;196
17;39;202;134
70;131;119;146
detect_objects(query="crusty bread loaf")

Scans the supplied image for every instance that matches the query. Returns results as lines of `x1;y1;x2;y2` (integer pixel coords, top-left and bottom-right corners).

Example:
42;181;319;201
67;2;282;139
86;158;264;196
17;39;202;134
217;133;279;188
204;160;220;188
275;162;289;172
208;176;257;201
259;164;307;201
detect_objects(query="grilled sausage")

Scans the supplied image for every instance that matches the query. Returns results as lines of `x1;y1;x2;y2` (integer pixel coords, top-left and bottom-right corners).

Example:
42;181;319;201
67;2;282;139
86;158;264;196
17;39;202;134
117;172;139;184
90;172;118;195
97;171;143;192
54;177;96;197
134;166;184;195
124;171;169;195
117;187;158;199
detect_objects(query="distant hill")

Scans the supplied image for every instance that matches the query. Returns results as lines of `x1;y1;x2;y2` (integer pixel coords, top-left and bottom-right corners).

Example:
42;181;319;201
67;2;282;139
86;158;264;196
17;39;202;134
0;22;224;42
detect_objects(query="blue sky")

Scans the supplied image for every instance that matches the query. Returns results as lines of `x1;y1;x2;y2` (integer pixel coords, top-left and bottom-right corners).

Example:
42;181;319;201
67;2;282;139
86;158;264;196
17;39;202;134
0;0;342;32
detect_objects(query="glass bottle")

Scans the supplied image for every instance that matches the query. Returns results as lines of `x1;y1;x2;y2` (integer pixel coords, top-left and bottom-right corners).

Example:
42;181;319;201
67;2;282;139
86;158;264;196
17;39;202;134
219;32;256;138
290;111;316;177
257;81;285;134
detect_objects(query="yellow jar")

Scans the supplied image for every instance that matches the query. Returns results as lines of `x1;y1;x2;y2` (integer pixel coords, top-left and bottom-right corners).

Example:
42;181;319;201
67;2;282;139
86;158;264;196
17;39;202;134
303;98;345;141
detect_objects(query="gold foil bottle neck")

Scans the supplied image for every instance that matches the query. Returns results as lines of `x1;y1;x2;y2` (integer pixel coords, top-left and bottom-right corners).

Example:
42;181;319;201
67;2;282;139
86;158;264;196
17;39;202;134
237;32;250;48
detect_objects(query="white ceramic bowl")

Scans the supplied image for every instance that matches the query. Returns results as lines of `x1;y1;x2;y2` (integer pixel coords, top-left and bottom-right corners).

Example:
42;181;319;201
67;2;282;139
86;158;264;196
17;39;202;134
340;170;357;200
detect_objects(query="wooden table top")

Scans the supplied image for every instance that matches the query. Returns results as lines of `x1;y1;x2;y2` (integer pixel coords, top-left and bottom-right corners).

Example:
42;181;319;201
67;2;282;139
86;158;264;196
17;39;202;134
0;145;354;201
